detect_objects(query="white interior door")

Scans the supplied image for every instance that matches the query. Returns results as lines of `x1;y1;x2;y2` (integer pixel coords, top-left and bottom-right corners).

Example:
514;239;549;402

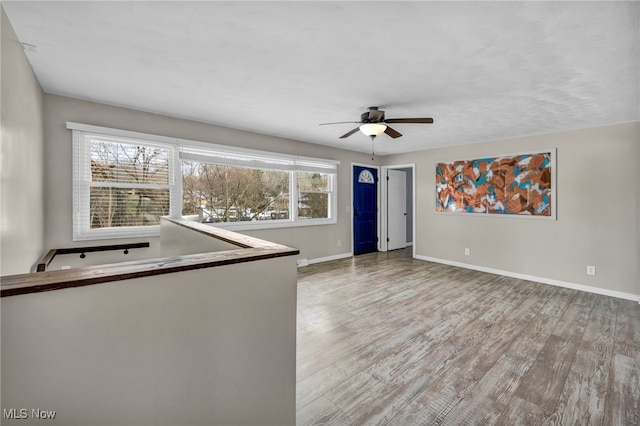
387;169;407;250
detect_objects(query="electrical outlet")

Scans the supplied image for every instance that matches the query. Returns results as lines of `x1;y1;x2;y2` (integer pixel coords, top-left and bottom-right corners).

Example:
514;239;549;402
464;248;470;256
586;265;596;276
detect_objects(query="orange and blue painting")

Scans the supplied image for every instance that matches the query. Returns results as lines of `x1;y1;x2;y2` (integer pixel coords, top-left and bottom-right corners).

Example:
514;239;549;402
436;151;553;216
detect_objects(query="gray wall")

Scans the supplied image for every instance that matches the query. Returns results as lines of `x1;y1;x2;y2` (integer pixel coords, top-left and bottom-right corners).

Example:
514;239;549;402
2;256;297;425
384;122;640;297
1;6;44;275
160;219;238;257
42;94;378;262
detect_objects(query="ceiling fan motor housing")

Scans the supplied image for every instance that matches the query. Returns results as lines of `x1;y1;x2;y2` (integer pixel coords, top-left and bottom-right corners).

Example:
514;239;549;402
361;106;385;123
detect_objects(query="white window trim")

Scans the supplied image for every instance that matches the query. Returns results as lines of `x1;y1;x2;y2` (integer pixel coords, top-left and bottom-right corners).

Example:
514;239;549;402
70;126;181;241
179;141;338;229
68;122;339;239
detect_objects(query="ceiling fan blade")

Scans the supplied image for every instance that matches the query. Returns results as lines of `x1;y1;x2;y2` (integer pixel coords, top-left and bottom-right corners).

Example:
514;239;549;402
319;121;360;126
384;117;434;124
339;127;361;139
384;126;403;138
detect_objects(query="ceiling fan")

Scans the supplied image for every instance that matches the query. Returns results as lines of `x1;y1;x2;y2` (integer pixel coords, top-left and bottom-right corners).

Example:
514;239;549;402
319;106;434;140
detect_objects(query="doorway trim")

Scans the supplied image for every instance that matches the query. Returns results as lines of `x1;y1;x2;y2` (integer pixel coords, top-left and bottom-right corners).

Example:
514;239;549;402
380;163;416;257
351;162;382;255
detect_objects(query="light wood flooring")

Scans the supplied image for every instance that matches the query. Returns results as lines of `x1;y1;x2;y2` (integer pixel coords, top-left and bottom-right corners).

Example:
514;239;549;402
296;248;640;426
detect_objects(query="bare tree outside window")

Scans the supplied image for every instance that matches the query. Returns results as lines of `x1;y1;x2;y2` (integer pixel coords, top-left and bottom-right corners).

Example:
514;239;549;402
89;140;170;228
182;161;289;223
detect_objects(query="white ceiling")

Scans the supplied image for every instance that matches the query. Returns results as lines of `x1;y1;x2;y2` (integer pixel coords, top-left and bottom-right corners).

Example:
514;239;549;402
4;1;639;155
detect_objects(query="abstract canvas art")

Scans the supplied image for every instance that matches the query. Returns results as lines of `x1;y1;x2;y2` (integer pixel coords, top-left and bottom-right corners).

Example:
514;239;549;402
435;150;554;217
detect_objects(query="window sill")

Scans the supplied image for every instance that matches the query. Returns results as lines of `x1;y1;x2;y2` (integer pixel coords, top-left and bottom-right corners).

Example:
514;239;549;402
189;217;337;232
73;226;161;241
73;217;337;240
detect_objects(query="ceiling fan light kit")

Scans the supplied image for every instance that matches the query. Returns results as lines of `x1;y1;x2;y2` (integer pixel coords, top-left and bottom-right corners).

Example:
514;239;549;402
359;123;387;139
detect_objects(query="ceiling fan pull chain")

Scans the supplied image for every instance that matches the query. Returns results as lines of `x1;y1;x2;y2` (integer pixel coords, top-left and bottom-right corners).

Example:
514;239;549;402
371;138;375;160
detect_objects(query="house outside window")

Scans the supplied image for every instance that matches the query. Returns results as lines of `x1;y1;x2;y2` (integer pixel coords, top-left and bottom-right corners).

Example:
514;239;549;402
297;171;332;220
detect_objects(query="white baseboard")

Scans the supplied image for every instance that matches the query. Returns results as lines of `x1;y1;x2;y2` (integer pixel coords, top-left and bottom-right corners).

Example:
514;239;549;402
414;255;640;302
297;252;353;267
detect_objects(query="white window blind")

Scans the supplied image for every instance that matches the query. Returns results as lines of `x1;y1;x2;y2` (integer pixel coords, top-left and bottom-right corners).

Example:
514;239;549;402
179;145;338;174
71;128;179;240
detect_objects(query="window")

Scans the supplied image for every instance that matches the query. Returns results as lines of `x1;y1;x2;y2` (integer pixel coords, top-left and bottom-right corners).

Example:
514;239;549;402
297;172;331;219
182;162;290;223
179;143;338;229
70;124;180;240
69;123;338;239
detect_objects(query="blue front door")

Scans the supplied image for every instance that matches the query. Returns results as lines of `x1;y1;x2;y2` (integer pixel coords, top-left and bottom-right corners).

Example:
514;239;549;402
353;166;378;255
